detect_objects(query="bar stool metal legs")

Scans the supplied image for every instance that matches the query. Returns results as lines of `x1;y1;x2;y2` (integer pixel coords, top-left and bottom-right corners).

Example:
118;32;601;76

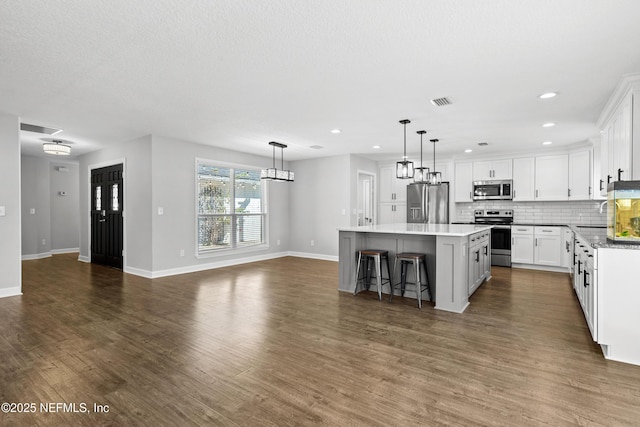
389;253;432;308
354;250;391;301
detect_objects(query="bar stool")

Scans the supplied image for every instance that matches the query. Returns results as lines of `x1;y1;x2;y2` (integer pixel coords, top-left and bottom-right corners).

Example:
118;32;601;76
390;252;432;309
354;249;392;301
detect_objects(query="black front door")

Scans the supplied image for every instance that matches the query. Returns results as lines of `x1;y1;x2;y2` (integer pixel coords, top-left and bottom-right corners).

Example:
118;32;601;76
91;164;123;269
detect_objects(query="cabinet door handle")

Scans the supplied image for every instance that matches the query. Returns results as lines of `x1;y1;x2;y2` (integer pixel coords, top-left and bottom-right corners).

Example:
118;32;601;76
483;245;488;255
535;189;539;198
568;188;571;197
475;251;480;262
607;175;612;184
535;238;538;246
513;190;516;199
512;237;514;245
618;168;624;181
578;260;582;275
469;191;472;200
599;179;604;191
584;271;589;287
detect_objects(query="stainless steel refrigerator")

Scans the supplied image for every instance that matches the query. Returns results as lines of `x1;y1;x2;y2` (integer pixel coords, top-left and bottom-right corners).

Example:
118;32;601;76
406;182;450;224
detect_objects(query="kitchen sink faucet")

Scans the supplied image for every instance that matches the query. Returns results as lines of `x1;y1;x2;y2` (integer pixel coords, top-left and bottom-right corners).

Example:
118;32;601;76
599;200;607;214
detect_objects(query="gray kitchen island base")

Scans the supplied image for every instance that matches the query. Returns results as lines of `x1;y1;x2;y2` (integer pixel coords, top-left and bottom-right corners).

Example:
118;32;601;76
338;223;492;313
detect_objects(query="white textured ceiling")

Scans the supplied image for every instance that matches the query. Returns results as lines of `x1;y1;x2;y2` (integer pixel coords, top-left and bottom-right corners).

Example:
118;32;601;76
3;0;640;161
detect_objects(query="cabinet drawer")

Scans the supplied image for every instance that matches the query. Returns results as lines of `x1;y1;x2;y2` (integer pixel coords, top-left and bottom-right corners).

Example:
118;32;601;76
512;226;534;235
535;226;561;236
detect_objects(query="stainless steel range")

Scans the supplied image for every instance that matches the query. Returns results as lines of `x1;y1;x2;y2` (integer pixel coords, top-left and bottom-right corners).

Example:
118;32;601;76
474;209;513;267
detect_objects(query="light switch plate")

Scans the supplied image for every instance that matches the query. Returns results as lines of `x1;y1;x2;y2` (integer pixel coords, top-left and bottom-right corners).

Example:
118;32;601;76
30;208;36;215
158;207;164;215
0;206;5;216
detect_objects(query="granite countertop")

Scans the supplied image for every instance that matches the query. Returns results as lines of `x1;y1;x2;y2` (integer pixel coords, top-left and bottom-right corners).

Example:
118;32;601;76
570;225;640;250
338;223;493;237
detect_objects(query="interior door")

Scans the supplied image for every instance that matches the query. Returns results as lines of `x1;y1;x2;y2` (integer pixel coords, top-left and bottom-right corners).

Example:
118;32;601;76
91;164;123;269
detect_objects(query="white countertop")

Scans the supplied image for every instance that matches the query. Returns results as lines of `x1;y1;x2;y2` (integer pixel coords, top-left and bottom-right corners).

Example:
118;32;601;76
337;223;493;237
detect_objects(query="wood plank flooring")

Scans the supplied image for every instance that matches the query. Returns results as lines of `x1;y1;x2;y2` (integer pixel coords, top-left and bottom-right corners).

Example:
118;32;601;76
2;254;640;426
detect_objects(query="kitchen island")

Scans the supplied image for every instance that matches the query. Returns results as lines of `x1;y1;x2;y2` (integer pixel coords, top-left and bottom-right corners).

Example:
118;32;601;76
338;223;493;313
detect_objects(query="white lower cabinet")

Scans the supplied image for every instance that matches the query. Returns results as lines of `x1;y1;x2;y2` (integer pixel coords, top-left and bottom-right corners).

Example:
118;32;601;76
511;226;534;264
511;226;563;267
534;227;562;266
468;230;491;296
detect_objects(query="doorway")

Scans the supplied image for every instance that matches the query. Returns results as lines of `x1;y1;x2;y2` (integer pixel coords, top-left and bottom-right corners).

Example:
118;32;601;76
357;171;376;226
90;164;123;269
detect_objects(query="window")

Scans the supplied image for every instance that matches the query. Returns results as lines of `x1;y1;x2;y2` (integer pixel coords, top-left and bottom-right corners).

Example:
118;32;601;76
197;161;266;255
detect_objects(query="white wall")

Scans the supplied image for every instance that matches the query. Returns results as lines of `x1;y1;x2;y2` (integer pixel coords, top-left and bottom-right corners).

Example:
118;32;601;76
0;113;22;297
150;135;290;274
21;156;51;258
288;155;350;258
50;161;80;251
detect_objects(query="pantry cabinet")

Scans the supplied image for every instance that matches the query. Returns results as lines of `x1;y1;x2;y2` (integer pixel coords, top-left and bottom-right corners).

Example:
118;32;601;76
379;165;410;224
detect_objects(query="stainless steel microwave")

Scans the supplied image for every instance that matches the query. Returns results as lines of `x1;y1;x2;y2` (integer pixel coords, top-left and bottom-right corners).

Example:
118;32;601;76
473;180;513;201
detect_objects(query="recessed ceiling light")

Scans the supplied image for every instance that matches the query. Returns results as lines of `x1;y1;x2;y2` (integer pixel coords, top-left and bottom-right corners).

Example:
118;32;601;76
373;145;381;149
464;149;473;153
542;122;556;127
331;129;341;134
542;141;553;145
539;92;557;99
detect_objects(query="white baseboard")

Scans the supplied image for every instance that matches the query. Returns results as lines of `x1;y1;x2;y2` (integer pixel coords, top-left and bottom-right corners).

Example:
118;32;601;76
511;263;570;273
125;251;291;279
78;255;90;263
0;287;23;298
51;247;79;254
287;252;339;262
22;252;52;261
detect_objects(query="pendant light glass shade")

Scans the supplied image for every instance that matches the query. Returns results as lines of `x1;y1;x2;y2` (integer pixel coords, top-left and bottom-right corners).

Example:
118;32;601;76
427;138;442;185
261;141;294;182
43;141;71;155
396;119;414;179
414;130;429;183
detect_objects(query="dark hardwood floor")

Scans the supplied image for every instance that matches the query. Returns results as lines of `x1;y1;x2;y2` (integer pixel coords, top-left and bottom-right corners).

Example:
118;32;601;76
2;254;640;426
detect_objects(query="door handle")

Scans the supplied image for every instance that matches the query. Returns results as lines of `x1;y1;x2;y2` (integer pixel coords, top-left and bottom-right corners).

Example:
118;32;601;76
99;219;106;223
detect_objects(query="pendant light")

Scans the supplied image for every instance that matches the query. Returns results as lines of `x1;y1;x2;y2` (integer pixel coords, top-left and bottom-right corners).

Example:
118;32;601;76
42;139;71;156
396;119;414;179
261;141;294;182
427;139;442;185
414;130;430;183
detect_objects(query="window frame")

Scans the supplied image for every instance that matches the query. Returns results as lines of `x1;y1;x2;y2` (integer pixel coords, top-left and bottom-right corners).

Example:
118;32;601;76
195;158;269;258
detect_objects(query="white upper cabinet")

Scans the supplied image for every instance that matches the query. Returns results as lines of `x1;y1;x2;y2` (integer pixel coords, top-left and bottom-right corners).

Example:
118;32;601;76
568;150;592;200
597;75;640;193
512;157;535;201
454;162;473;202
535;154;569;201
472;159;512;180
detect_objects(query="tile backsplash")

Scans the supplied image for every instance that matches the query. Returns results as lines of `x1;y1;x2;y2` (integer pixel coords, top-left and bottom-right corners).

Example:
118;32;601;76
455;200;607;226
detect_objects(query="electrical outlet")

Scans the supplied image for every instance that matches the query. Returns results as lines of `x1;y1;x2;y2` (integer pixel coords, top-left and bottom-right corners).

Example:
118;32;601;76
180;249;185;257
277;239;281;246
310;240;315;247
42;239;46;246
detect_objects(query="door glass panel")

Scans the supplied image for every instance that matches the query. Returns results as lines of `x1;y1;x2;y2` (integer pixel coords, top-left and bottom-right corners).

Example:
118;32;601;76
95;186;102;210
112;184;119;211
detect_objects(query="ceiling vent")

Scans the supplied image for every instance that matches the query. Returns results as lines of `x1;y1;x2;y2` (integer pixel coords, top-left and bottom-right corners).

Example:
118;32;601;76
478;142;489;146
430;97;452;107
20;123;63;135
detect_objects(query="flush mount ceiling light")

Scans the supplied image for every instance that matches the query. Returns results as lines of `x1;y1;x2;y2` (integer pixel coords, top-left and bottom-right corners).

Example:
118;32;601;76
542;141;553;145
538;92;557;99
330;129;341;134
396;119;414;179
465;149;473;153
261;141;294;182
43;139;71;156
414;130;430;183
427;139;442;185
372;145;381;149
542;122;556;127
